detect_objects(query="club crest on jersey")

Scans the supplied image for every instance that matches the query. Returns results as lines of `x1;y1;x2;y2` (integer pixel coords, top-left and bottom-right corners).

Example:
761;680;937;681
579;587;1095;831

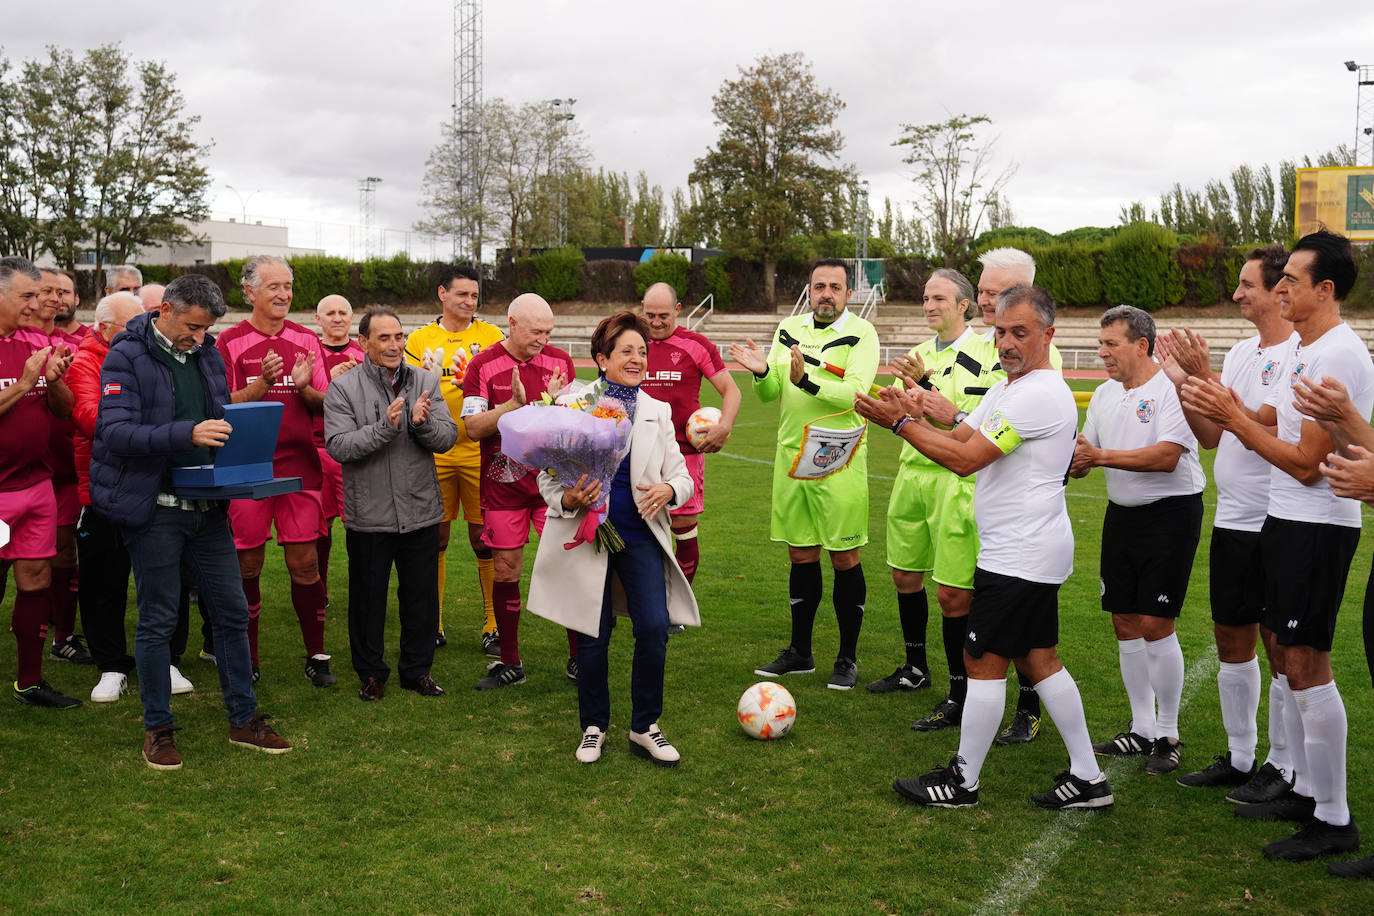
1290;363;1305;387
1260;360;1278;386
670;350;683;365
1135;399;1155;422
102;382;122;397
813;440;849;468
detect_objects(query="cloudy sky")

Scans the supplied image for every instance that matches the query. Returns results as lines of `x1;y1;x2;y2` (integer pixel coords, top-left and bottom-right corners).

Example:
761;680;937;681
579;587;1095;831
7;0;1374;256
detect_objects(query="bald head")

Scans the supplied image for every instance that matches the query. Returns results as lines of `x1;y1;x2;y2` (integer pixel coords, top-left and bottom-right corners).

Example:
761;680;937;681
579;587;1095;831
505;293;554;361
315;294;354;345
139;283;167;313
94;291;144;342
640;282;681;341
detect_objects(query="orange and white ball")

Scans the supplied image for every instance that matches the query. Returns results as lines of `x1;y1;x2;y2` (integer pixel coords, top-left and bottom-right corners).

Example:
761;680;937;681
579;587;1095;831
737;681;796;740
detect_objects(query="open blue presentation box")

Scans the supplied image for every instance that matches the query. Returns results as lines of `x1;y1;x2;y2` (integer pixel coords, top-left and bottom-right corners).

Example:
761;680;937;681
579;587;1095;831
172;402;302;499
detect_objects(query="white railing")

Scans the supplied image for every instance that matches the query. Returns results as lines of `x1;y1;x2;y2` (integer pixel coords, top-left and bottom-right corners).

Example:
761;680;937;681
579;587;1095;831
791;281;886;321
686;293;714;331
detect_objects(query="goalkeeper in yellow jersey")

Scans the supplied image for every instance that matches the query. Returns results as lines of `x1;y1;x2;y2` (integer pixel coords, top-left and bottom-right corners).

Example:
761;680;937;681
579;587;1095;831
404;266;506;654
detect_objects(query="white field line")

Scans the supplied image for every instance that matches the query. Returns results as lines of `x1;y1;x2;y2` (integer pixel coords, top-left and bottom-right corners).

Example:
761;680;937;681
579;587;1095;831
970;645;1220;916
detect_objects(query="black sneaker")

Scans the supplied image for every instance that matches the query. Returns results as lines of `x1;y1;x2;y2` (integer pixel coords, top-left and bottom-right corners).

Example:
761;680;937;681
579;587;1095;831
1226;762;1293;805
1177;753;1256;788
1234;789;1316;822
434;630;447;649
12;679;81;709
667;624;685;636
865;664;930;693
251;667;261;684
304;656;337;688
1093;730;1151;756
827;657;857;691
1264;818;1360;861
1329;855;1374;878
1146;737;1182;775
1031;770;1115;810
50;635;94;665
475;662;526;691
754;647;815;677
911;698;962;732
994;709;1041;746
481;631;501;659
565;657;579;682
893;757;979;808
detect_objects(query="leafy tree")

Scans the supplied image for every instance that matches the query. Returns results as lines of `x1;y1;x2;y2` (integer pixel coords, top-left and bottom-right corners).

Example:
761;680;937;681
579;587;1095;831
0;44;210;275
83;45;212;278
688;52;852;304
417;97;589;261
893;113;1016;266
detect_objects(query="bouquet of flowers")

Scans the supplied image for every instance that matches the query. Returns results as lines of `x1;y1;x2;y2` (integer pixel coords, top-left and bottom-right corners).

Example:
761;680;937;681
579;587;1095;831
497;377;633;552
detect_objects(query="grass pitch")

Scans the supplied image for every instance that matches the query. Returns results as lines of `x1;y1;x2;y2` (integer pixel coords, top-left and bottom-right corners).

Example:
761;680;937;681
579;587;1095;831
2;373;1372;915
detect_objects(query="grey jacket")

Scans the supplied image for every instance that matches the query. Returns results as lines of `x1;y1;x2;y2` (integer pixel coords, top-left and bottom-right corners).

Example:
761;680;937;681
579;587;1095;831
324;359;458;534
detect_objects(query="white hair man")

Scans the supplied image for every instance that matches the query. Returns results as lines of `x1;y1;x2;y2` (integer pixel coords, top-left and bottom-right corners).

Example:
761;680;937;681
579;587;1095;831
104;265;142;296
216;255;335;687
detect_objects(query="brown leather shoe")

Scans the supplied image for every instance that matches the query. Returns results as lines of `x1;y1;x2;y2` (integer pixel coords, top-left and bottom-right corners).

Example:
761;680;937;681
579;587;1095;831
143;726;182;770
358;677;384;702
228;714;292;754
400;674;445;696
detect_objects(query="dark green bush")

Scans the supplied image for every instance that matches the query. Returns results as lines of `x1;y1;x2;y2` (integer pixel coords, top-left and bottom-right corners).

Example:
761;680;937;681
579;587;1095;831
582;260;636;302
1099;221;1185;311
704;257;732;310
529;246;584;302
286;255;352;311
633;252;691;299
1028;242;1105;307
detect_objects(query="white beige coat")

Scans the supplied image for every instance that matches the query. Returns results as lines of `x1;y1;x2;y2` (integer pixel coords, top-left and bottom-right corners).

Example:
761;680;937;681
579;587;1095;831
527;391;700;637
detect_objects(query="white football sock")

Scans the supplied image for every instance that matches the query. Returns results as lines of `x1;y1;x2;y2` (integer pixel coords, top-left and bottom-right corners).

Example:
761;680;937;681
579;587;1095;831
955;677;1006;789
1117;637;1156;740
1294;681;1350;826
1035;667;1100;781
1282;680;1313;799
1217;657;1260;772
1145;633;1184;740
1263;675;1292;777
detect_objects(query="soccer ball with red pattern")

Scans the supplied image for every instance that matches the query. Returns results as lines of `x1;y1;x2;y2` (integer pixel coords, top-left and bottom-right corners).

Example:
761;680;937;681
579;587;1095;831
737;681;796;740
686;406;722;451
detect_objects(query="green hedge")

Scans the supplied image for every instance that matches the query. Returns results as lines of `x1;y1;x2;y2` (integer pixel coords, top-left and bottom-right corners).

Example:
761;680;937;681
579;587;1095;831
527;246;585;302
633;252;691;299
1026;242;1105;307
1098;222;1186;311
703;257;732;310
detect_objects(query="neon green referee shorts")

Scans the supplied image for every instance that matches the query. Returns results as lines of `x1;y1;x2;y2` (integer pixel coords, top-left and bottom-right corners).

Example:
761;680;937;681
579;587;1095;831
886;464;978;589
769;449;869;552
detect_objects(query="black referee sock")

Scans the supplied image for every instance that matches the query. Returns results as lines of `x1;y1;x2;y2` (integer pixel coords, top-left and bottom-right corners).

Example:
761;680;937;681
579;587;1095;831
943;614;968;704
897;589;929;674
833;563;866;661
1015;670;1041;716
788;561;822;658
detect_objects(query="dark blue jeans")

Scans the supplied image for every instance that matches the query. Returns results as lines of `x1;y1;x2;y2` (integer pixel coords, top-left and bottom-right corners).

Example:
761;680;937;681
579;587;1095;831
577;539;669;733
122;505;256;730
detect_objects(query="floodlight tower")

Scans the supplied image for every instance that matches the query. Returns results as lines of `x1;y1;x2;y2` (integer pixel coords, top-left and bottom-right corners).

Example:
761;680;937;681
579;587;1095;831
453;0;482;263
855;180;870;261
359;176;382;258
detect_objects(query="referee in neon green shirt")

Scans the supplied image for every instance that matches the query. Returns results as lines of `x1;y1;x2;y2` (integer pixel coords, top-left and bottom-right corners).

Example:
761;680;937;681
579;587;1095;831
730;259;879;690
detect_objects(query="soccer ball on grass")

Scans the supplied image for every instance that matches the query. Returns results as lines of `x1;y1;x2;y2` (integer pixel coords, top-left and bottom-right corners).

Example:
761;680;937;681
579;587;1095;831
737;681;796;740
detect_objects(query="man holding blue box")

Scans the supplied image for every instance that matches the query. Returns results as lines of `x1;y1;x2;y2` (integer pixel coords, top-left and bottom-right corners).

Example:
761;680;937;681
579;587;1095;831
91;274;292;770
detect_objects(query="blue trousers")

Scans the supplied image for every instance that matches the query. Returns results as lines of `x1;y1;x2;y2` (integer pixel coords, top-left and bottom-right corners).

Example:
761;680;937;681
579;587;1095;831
576;539;670;733
122;505;256;730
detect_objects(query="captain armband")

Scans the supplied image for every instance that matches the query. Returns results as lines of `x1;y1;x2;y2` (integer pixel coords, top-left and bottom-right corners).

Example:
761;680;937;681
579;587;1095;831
460;396;489;417
981;410;1023;455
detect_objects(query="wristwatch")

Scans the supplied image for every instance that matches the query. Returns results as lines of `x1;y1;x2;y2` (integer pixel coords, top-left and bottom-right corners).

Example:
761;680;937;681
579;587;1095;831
953;410;969;426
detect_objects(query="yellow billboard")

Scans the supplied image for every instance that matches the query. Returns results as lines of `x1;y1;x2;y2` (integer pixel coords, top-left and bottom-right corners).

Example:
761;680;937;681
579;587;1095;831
1295;167;1374;241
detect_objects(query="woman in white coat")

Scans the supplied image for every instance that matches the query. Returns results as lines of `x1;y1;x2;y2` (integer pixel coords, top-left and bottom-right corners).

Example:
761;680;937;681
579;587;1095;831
528;311;699;766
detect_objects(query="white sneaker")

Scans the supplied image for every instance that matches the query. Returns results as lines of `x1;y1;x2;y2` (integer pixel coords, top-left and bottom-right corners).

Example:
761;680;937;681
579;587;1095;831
90;671;127;703
629;723;680;767
169;665;194;695
575;726;606;764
